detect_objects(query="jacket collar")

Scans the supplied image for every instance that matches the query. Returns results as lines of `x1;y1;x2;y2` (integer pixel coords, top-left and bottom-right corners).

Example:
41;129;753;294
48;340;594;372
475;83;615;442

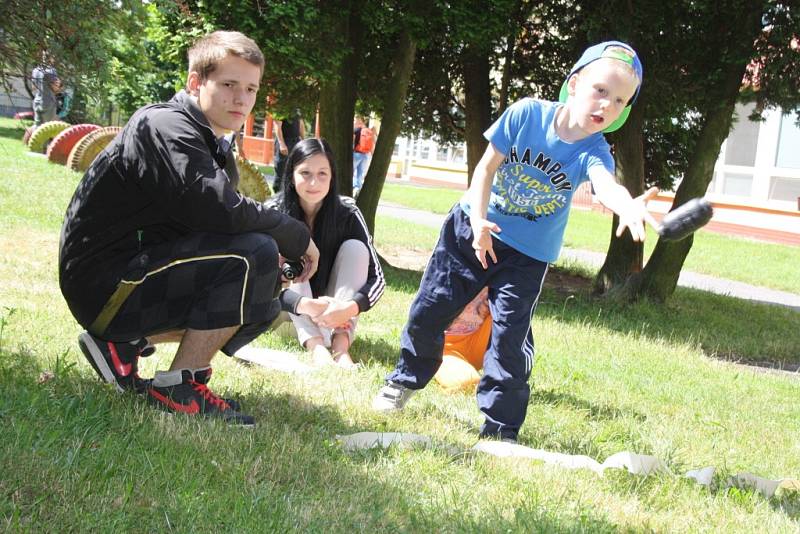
170;90;234;166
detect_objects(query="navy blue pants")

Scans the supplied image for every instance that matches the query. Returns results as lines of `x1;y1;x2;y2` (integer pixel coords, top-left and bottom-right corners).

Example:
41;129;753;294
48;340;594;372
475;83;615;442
387;205;548;439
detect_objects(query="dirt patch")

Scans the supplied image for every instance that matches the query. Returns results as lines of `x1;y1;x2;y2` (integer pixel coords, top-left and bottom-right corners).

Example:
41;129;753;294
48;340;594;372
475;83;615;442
377;245;431;271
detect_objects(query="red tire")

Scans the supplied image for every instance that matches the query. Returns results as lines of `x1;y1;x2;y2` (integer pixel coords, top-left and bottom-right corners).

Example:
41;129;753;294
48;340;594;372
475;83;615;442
47;124;101;165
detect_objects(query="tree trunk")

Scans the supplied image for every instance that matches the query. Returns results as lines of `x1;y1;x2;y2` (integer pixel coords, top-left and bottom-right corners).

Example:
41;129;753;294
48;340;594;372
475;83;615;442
356;30;417;234
639;8;763;301
497;29;516;114
593;102;646;297
318;3;361;196
461;45;492;184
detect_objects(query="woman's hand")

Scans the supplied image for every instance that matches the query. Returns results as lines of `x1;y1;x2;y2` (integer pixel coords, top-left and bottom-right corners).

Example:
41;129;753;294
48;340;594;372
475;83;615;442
297;239;320;282
295;297;329;318
313;296;359;329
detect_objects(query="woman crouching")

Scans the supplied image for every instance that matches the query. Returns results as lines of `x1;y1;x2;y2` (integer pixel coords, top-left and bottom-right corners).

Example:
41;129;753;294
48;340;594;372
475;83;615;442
267;138;385;368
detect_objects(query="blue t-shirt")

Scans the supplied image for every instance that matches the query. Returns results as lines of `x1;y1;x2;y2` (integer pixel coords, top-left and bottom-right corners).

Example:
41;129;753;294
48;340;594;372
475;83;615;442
461;98;614;263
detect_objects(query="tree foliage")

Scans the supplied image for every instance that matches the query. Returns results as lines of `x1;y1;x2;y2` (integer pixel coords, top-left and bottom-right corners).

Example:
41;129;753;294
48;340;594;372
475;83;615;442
0;0;149;122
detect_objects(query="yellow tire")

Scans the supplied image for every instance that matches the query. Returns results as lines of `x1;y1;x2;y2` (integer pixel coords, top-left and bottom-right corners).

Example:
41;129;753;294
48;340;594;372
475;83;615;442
235;156;272;202
27;120;70;153
66;127;122;173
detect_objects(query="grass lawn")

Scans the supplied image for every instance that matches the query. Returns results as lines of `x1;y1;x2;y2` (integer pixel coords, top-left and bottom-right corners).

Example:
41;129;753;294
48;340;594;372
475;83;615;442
1;117;800;532
381;182;800;295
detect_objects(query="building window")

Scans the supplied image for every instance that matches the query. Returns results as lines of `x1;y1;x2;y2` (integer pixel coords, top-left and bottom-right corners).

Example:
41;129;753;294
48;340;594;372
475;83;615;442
775;113;800;170
768;176;800;203
419;143;430;160
724;103;760;167
452;145;466;164
722;172;753;196
252;114;266;138
436;145;449;162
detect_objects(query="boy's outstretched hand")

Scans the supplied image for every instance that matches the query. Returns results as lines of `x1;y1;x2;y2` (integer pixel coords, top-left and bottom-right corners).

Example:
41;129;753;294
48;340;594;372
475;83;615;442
615;187;660;242
471;217;502;270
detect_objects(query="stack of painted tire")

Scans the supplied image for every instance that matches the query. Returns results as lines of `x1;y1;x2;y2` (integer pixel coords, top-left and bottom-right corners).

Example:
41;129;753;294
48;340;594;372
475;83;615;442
25;120;124;174
66;126;123;173
25;121;269;201
46;124;102;165
26;120;70;153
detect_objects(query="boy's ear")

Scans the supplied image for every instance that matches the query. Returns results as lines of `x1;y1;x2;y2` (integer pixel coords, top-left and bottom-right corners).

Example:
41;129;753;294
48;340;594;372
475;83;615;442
567;73;579;97
186;71;202;96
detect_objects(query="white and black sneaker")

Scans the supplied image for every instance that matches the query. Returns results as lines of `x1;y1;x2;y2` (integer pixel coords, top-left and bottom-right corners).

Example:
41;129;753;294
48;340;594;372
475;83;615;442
372;381;417;412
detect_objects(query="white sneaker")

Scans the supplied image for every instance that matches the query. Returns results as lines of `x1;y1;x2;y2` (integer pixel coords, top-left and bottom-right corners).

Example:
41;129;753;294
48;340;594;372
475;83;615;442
372;381;416;412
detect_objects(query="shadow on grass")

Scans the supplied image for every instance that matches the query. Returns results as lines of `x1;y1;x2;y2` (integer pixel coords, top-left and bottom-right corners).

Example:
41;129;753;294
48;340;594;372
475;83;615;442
0;346;629;532
382;250;798;367
531;387;647;423
0;124;26;141
352;335;398;366
537;276;800;367
380;259;422;295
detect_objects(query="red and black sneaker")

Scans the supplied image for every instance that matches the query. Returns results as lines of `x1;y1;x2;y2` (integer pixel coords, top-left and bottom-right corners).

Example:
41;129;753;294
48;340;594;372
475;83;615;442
147;368;254;427
192;367;242;412
78;331;154;394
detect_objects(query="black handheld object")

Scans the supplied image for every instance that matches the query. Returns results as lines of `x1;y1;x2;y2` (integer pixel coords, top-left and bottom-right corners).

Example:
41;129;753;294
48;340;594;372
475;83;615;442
282;259;305;280
658;198;714;241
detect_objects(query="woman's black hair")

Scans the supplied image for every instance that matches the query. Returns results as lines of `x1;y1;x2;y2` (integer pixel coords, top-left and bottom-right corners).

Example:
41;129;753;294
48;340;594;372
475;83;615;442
278;137;342;296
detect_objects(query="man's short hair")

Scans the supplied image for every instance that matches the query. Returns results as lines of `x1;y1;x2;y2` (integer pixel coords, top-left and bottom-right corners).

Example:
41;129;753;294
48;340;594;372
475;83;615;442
188;31;265;80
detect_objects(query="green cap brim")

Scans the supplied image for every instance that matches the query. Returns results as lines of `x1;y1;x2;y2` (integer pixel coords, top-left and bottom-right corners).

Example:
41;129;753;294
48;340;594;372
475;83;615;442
558;79;632;133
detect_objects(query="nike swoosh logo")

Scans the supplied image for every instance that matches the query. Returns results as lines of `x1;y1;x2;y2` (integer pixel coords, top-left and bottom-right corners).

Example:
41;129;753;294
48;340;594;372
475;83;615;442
108;342;132;376
148;389;200;414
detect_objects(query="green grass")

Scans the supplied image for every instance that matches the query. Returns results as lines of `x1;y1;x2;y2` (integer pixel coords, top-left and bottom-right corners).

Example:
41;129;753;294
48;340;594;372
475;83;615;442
381;182;800;294
2;117;800;532
381;182;463;214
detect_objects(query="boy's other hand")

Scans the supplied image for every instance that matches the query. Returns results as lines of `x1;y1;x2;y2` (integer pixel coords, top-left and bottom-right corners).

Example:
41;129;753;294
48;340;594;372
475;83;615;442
471;218;501;270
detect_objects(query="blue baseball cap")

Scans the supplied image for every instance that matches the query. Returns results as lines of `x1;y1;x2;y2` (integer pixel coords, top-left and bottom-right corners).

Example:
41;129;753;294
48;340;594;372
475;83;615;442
558;41;643;133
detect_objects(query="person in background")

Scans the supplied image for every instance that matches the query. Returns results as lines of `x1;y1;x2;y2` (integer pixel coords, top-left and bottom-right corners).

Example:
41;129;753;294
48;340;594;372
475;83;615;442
352;116;376;196
31;53;60;127
273;109;305;192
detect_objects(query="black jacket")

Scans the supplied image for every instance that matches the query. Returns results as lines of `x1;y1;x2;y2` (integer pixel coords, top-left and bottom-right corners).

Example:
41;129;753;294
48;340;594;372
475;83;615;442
59;91;310;325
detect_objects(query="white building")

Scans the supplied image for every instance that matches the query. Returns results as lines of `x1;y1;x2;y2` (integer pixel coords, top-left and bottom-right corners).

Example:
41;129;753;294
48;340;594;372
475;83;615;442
710;103;800;212
0;76;32;116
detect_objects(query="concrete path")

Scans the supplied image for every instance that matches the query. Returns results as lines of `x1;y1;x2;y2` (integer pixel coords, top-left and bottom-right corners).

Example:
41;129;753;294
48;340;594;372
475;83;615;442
377;202;800;312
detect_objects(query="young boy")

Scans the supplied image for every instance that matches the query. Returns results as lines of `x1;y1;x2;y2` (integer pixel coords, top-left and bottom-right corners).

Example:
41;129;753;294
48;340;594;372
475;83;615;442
373;41;657;441
59;31;321;426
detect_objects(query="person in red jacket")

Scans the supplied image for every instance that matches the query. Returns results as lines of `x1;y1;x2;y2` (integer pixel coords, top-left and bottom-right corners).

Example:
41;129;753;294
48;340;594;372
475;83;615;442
59;31;321;426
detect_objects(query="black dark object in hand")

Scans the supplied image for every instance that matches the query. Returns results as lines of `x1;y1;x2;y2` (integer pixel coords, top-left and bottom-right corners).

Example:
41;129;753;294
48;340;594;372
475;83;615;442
658;198;714;241
282;259;305;280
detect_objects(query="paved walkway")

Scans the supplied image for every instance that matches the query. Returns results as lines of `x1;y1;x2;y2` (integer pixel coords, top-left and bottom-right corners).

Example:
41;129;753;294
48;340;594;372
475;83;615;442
377;202;800;312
